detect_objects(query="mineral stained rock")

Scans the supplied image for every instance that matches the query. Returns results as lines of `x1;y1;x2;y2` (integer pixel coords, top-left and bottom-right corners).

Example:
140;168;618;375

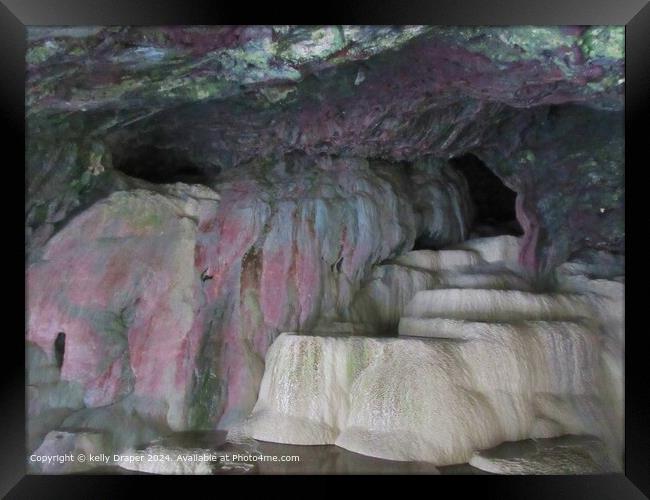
26;26;624;272
26;26;624;468
27;156;471;437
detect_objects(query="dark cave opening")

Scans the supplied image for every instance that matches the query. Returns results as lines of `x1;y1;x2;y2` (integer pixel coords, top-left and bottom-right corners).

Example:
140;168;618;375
450;154;523;238
112;146;217;185
54;332;65;370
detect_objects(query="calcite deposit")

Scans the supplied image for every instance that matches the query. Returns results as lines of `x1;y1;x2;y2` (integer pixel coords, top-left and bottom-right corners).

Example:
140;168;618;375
27;156;472;443
26;26;624;474
231;236;623;466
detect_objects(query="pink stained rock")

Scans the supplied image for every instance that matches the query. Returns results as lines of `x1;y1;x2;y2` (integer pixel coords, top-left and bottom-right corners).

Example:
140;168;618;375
27;156;472;435
27;186;219;430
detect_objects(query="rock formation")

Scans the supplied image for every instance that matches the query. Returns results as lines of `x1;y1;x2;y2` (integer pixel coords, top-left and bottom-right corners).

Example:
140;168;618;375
27;156;472;447
25;26;624;473
230;236;623;468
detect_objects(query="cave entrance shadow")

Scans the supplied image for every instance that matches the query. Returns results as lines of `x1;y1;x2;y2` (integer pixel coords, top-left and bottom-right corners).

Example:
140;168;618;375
111;146;217;185
450;153;522;240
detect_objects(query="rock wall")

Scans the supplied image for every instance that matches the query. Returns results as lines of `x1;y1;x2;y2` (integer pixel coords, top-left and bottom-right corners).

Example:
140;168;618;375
26;155;472;441
475;105;624;271
25;26;624;467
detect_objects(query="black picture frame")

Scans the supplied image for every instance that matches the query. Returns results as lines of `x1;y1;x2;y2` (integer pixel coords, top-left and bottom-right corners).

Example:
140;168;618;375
3;0;647;497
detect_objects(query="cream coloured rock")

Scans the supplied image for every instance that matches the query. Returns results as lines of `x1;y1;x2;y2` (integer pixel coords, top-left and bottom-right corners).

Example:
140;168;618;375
398;317;591;341
404;289;593;322
556;274;624;456
469;435;619;474
349;237;531;333
391;249;481;271
437;268;531;291
231;324;602;465
349;264;439;331
452;235;522;266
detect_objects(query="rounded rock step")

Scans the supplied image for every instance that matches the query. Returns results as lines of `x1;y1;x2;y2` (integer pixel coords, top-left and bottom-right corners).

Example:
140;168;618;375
404;289;594;322
301;322;376;336
452;235;521;266
468;435;619;474
398;317;594;341
436;271;531;291
391;249;482;272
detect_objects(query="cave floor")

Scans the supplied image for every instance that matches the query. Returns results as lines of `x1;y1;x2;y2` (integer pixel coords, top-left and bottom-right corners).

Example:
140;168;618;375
68;429;615;475
72;430;488;475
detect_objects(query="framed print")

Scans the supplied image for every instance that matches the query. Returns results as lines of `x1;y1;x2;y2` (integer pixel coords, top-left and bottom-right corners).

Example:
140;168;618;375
2;0;647;497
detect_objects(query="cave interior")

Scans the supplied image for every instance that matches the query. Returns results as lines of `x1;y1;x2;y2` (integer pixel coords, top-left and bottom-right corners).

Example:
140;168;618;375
25;26;624;475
